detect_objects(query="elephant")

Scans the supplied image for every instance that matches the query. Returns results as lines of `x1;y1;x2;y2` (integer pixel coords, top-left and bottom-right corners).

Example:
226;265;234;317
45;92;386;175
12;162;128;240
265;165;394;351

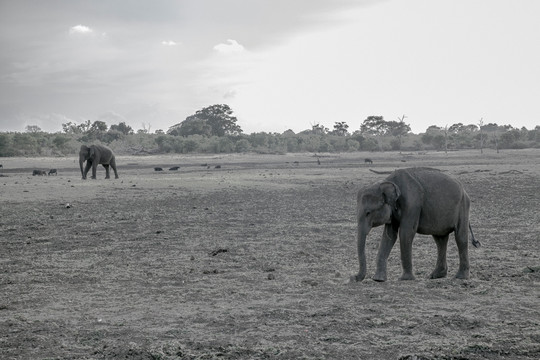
350;167;480;283
365;158;373;164
79;144;119;180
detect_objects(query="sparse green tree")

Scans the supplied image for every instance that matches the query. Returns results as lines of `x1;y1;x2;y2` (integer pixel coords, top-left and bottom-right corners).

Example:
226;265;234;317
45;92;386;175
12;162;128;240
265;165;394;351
110;122;134;135
361;116;388;151
25;125;42;133
169;104;242;137
332;121;349;136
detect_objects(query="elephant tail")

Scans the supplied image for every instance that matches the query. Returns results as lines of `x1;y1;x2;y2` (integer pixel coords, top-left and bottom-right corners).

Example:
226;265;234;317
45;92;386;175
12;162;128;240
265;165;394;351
469;224;481;248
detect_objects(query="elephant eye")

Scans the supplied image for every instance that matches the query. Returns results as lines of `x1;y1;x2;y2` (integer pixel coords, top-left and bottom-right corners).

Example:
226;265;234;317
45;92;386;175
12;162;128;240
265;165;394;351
365;211;371;217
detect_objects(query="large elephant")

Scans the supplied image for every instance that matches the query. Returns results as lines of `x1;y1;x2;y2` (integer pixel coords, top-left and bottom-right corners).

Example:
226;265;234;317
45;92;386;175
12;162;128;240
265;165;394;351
79;144;119;180
350;167;480;282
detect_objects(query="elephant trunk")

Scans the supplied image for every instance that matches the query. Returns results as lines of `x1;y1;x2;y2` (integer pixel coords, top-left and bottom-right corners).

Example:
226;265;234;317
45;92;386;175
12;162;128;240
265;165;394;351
79;156;85;179
352;224;369;282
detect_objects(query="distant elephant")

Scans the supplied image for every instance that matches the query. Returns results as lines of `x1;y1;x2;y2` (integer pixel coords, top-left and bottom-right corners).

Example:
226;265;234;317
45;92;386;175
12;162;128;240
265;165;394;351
79;144;119;180
154;167;163;171
32;170;47;176
48;169;57;176
350;167;480;283
169;166;180;171
365;158;373;164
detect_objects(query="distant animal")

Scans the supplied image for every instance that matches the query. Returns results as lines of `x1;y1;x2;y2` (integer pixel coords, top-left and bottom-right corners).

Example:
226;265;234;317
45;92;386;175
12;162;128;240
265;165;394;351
0;164;3;168
169;166;180;171
32;170;47;176
364;158;373;164
79;144;119;180
154;167;163;171
215;165;221;169
48;169;57;176
350;167;480;283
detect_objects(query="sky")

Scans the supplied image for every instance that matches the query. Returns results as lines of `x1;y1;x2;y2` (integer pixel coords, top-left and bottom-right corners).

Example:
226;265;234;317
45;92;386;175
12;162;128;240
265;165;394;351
1;0;539;135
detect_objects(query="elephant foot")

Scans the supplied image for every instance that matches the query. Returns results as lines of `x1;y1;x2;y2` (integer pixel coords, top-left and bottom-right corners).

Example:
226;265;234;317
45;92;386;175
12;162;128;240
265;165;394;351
455;270;470;280
430;268;448;279
399;272;416;281
372;272;387;282
349;273;365;283
115;176;119;179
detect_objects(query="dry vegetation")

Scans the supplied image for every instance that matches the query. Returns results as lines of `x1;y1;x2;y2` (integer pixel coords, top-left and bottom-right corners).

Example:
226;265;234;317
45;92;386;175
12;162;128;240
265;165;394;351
1;149;539;359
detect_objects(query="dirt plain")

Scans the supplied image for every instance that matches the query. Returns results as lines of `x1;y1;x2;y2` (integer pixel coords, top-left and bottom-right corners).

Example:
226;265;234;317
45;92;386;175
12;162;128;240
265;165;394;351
0;149;539;360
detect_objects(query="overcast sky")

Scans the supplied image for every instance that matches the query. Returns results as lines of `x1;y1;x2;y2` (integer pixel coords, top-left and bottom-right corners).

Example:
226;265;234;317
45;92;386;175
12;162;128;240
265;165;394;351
1;0;539;134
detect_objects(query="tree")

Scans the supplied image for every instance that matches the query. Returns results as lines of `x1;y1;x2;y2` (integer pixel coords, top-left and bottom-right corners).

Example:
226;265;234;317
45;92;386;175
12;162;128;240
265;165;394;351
110;122;134;135
387;115;411;151
311;123;328;135
361;116;388;151
332;121;349;136
62;121;82;134
170;117;212;137
481;123;506;153
25;125;42;133
77;120;92;133
90;121;108;132
446;123;478;149
0;133;15;156
478;118;485;153
169;104;242;137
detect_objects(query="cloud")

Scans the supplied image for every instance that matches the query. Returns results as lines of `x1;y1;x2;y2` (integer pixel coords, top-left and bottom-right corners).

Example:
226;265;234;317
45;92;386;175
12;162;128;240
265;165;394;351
213;39;245;54
161;40;178;46
69;24;93;35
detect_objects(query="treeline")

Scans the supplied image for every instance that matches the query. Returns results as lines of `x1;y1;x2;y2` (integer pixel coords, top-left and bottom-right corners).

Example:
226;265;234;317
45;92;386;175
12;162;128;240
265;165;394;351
0;105;538;156
1;125;539;157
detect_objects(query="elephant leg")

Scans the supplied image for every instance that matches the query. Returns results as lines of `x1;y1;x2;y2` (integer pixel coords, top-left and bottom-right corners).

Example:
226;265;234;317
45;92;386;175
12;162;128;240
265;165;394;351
91;161;98;179
398;226;417;280
110;158;119;179
373;224;398;282
83;162;92;179
454;220;470;279
103;164;110;179
430;235;449;279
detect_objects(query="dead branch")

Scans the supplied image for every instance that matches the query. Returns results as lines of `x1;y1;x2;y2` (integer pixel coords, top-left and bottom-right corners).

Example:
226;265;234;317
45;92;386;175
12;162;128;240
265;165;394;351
369;169;393;175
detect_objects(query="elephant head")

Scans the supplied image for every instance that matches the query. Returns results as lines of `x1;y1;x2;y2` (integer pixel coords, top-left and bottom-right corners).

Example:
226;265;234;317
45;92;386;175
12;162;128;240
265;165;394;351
353;181;400;281
79;145;91;179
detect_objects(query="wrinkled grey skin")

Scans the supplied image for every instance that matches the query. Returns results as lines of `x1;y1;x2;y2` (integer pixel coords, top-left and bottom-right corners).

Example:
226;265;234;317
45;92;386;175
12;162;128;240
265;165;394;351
351;167;480;283
79;144;119;180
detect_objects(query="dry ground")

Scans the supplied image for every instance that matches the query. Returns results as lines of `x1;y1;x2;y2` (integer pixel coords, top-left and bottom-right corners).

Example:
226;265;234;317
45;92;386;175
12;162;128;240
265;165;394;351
1;150;539;359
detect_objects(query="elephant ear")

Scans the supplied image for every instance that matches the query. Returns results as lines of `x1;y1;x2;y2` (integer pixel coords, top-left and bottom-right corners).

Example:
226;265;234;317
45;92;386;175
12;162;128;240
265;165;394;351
379;181;401;209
